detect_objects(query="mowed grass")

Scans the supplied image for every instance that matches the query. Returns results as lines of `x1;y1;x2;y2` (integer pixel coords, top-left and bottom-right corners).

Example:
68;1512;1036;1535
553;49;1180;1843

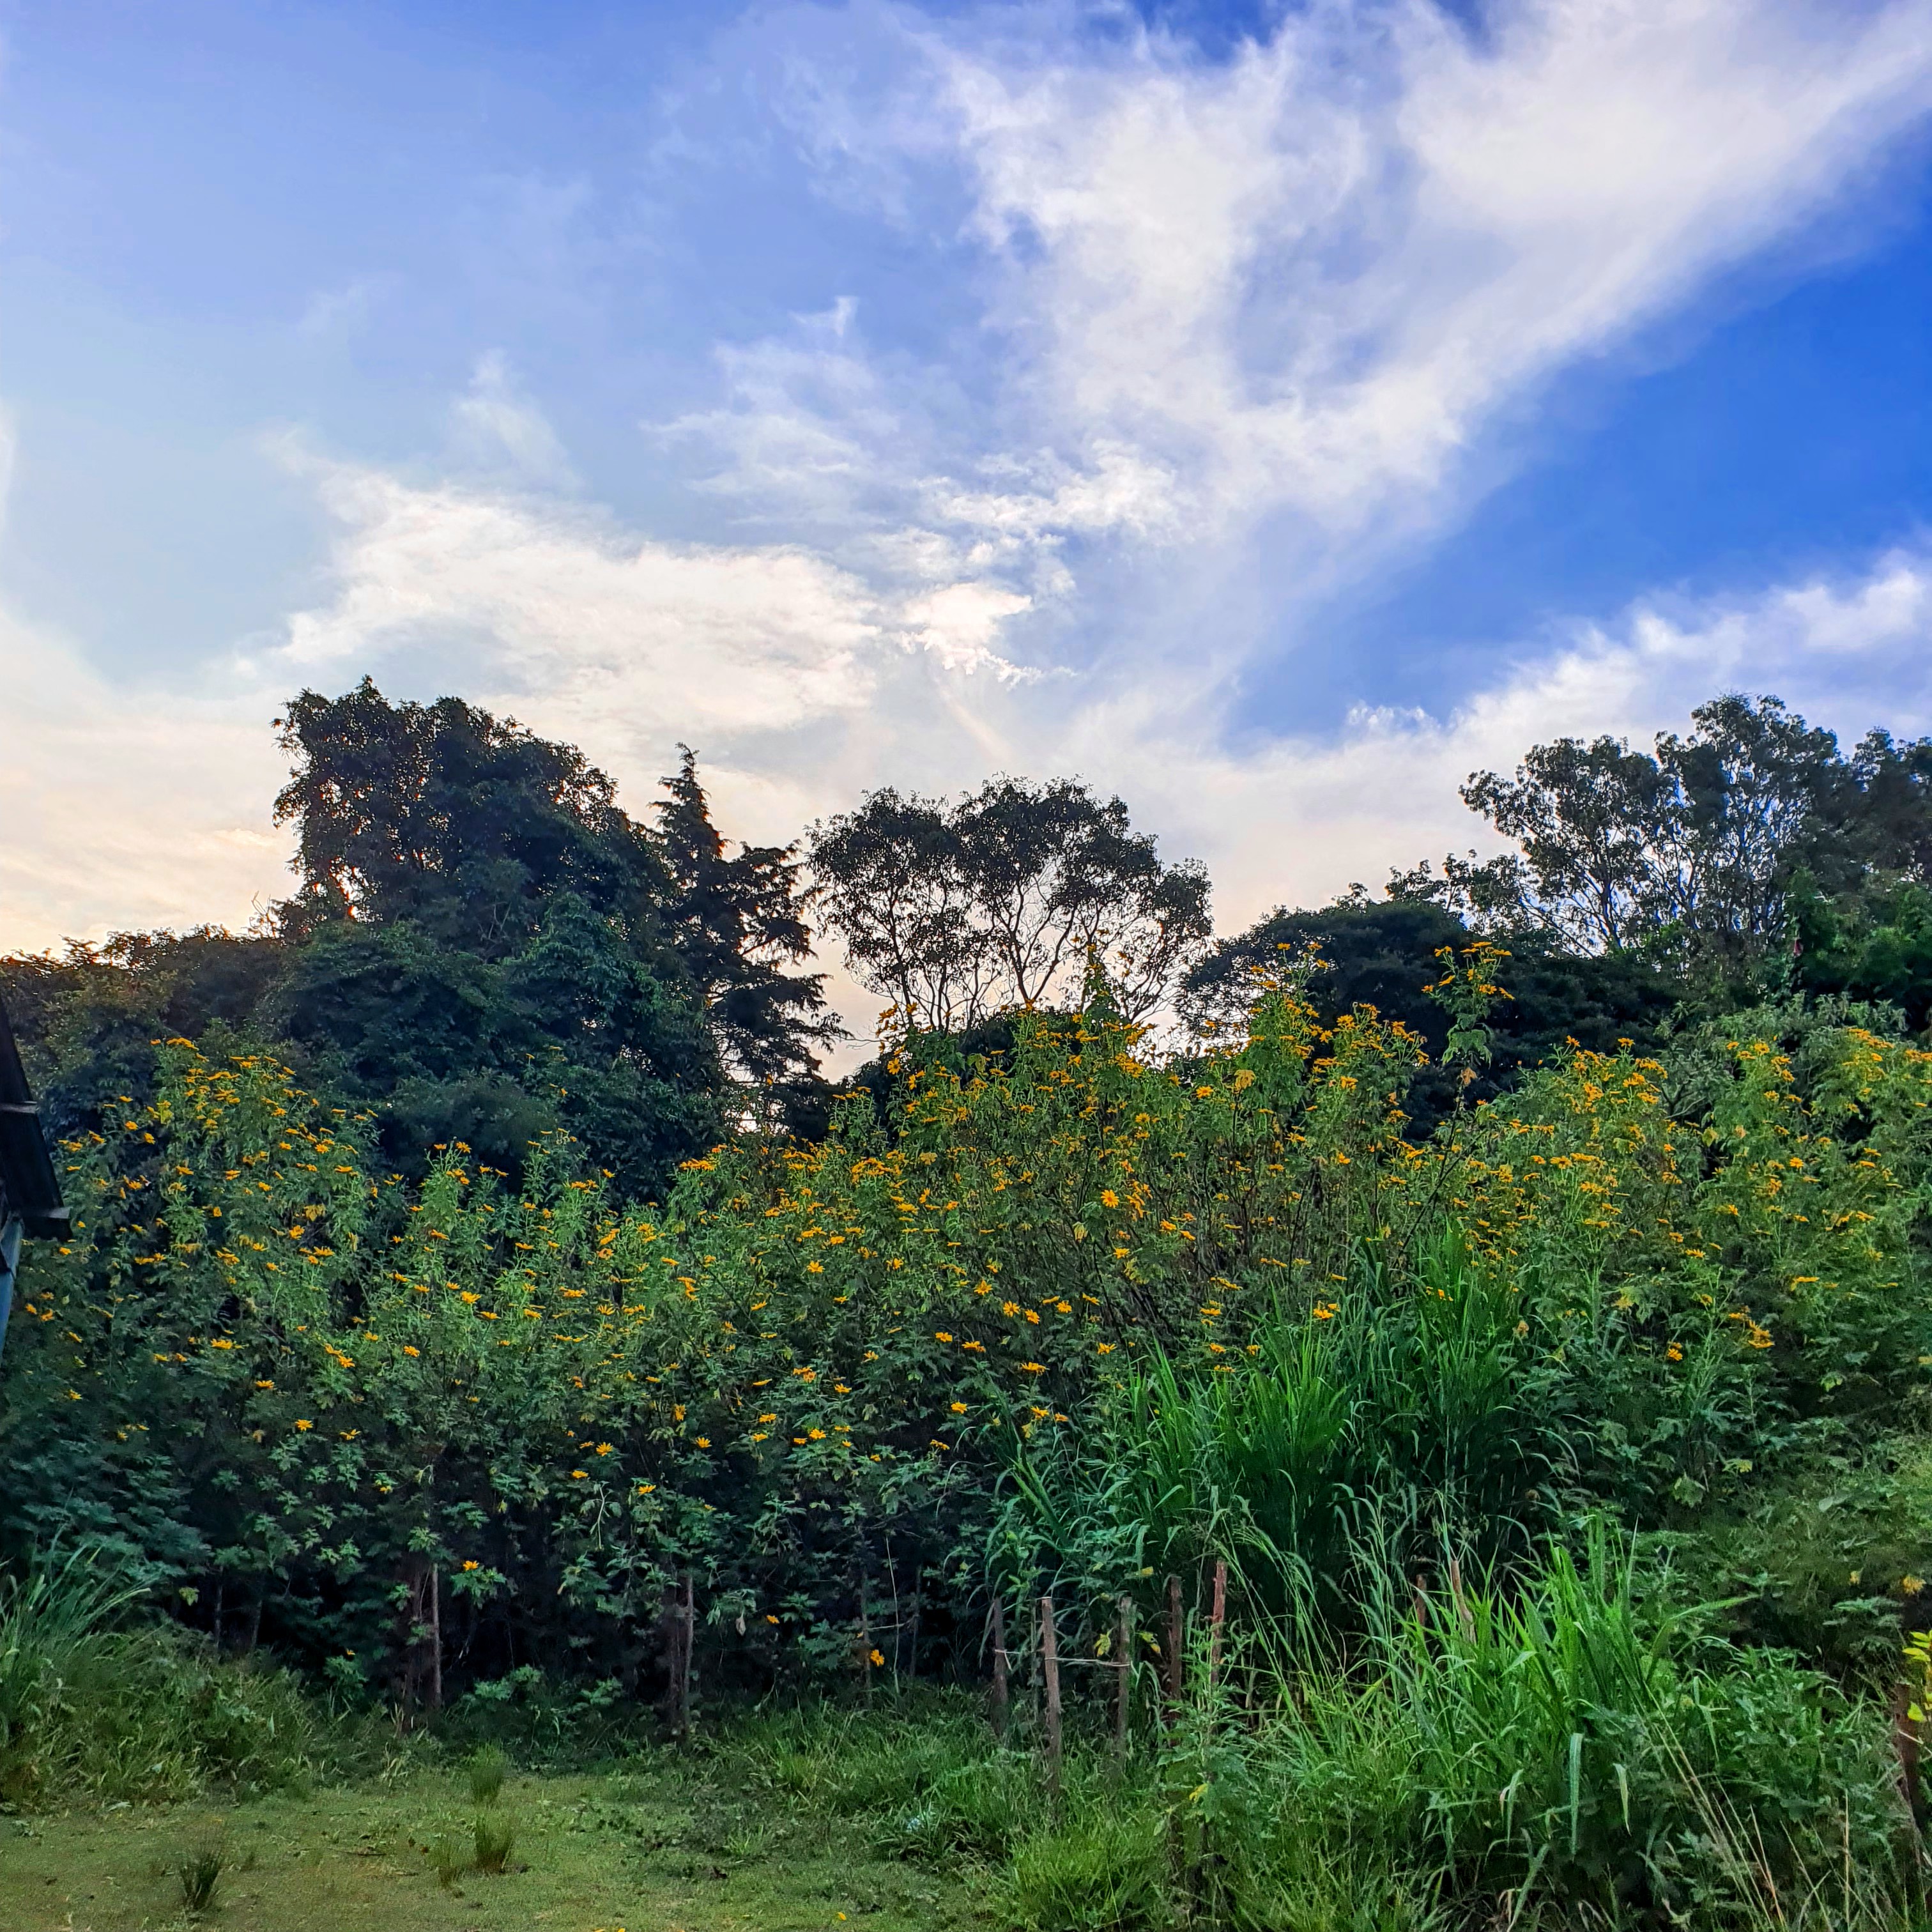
0;1762;984;1932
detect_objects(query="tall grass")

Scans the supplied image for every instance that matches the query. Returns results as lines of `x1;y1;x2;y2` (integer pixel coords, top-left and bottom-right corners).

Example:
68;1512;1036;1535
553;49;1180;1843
1226;1529;1913;1929
993;1234;1544;1632
0;1546;141;1801
0;1545;334;1805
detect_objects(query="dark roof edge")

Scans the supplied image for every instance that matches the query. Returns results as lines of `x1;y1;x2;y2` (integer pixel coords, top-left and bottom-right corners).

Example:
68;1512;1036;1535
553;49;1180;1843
0;997;70;1238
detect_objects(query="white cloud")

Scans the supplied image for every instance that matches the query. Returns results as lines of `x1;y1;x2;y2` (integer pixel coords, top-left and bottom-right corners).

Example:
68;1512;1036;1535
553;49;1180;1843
0;604;289;953
592;0;1932;716
450;353;579;488
909;0;1932;544
1128;548;1932;933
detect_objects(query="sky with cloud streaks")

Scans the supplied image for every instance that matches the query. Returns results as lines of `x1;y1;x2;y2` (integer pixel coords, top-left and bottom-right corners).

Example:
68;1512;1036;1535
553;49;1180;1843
6;0;1932;1043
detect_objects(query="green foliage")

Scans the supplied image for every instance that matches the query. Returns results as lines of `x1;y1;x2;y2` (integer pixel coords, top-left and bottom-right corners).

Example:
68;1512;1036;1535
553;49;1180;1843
0;1546;139;1799
810;774;1211;1029
1183;894;1678;1130
472;1808;516;1873
1003;1805;1169;1932
1223;1533;1909;1929
992;1234;1544;1628
1791;875;1932;1033
9;960;1932;1706
428;1823;468;1888
3;680;840;1197
0;1546;328;1807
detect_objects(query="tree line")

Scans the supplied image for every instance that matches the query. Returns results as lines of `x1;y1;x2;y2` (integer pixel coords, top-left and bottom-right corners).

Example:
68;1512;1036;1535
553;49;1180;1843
7;678;1932;1190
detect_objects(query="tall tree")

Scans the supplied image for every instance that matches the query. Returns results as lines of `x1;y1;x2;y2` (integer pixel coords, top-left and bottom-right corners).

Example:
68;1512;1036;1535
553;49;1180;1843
811;776;1211;1031
273;677;665;949
655;747;838;1119
1427;695;1867;979
265;681;725;1188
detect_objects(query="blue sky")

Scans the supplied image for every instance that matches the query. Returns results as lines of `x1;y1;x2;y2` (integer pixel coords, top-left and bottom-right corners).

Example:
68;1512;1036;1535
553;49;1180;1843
7;0;1932;1028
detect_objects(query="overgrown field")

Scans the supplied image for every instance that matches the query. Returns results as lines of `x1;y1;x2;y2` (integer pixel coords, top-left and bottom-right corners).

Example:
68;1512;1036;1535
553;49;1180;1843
6;953;1932;1927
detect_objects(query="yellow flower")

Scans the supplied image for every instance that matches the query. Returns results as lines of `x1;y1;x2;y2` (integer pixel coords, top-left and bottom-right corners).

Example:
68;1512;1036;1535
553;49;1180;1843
950;1400;968;1413
695;1436;712;1448
295;1418;313;1431
595;1442;614;1455
935;1330;953;1343
571;1469;588;1479
462;1560;480;1572
868;1649;885;1667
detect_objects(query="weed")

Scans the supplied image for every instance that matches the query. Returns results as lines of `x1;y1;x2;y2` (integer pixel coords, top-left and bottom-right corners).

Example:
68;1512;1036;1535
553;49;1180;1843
428;1825;468;1889
174;1837;227;1913
466;1742;509;1805
473;1809;516;1874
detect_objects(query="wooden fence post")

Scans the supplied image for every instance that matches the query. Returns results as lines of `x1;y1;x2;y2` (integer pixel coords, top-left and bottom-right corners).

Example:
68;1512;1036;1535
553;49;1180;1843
857;1572;874;1708
661;1579;680;1734
1040;1596;1062;1802
429;1565;443;1712
1114;1594;1133;1759
989;1597;1009;1746
1207;1559;1227;1703
1163;1574;1183;1728
677;1572;694;1742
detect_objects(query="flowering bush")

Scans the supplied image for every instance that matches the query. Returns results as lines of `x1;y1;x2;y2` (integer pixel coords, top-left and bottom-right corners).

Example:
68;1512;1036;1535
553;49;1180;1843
5;962;1929;1703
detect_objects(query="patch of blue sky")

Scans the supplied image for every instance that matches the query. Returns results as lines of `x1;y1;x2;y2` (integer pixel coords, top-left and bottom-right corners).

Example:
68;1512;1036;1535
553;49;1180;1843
1243;156;1932;730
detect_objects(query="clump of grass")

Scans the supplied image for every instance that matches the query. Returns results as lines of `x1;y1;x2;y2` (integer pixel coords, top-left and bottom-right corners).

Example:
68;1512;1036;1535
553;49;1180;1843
1003;1806;1167;1932
466;1743;509;1805
173;1837;228;1913
0;1545;139;1803
473;1810;516;1874
428;1825;468;1889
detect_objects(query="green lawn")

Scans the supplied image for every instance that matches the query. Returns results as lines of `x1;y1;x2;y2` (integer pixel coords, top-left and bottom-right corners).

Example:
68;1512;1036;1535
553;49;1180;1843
0;1767;985;1932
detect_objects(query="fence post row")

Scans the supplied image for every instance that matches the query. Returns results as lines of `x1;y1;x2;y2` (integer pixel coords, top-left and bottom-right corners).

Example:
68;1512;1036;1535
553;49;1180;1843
678;1572;694;1742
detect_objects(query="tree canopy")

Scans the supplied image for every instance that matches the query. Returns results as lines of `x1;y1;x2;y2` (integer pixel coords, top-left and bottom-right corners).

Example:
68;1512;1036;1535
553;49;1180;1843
809;776;1211;1031
1392;694;1932;1002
